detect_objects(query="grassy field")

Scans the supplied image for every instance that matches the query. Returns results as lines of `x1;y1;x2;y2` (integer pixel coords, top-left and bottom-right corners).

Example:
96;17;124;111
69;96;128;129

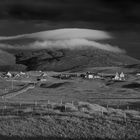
0;101;139;140
0;67;140;139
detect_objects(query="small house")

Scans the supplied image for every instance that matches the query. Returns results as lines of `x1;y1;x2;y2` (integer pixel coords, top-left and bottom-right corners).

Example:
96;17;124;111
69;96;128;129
114;72;120;80
120;72;125;80
113;72;126;81
6;72;12;78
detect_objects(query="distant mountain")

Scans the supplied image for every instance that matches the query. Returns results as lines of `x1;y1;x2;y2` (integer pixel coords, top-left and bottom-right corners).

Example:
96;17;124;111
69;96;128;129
0;28;139;72
13;48;139;72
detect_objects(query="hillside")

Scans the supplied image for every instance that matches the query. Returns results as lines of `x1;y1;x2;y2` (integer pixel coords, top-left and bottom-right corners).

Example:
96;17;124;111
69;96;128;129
14;48;140;72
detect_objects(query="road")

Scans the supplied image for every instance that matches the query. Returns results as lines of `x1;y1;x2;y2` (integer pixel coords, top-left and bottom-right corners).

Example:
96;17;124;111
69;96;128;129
0;83;35;99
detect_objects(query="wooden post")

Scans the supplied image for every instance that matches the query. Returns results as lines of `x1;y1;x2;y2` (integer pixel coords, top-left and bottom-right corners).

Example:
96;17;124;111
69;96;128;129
17;108;18;116
101;108;104;116
127;105;129;110
61;99;63;105
47;100;50;104
107;104;109;110
71;101;74;106
20;102;22;108
117;104;119;109
124;113;127;123
35;101;37;106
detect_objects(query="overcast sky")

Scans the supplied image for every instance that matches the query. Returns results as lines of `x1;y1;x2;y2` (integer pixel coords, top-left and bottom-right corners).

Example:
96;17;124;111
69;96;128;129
0;0;139;22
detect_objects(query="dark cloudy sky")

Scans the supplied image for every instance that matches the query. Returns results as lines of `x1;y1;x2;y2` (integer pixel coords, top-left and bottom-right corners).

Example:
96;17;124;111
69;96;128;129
0;0;139;22
0;0;139;34
0;0;140;59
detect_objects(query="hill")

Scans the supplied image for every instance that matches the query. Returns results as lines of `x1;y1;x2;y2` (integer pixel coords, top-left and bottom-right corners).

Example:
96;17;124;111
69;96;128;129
14;48;140;72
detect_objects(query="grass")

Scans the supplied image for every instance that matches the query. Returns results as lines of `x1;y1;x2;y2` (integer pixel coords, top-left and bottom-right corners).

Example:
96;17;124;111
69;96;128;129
0;101;139;139
0;70;140;139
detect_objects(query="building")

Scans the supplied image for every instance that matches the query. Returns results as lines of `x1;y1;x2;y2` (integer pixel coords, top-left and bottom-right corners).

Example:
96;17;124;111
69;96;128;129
113;72;125;81
120;72;125;80
114;72;120;80
6;72;12;78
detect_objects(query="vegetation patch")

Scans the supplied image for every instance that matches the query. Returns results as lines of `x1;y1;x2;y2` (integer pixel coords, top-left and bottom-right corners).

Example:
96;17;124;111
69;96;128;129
122;82;140;89
40;82;69;88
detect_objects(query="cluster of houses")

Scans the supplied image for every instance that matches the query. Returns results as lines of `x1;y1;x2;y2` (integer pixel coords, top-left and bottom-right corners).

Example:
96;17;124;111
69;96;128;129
53;71;126;81
52;73;78;79
0;71;48;82
81;71;126;81
0;70;127;82
0;71;28;79
83;72;102;79
113;72;125;81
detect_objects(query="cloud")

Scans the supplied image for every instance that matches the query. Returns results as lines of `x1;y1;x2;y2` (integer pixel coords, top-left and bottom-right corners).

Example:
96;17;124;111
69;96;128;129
28;39;126;53
0;28;112;41
0;39;125;53
0;28;125;53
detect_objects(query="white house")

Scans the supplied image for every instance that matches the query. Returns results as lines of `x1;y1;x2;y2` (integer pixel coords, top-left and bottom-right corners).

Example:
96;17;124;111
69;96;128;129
85;74;94;79
113;72;125;81
7;72;12;78
20;72;26;75
136;73;140;76
120;72;125;80
42;72;47;77
114;72;120;80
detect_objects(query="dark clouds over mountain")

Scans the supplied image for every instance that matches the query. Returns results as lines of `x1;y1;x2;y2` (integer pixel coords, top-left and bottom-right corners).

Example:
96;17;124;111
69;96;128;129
0;0;140;60
0;0;140;22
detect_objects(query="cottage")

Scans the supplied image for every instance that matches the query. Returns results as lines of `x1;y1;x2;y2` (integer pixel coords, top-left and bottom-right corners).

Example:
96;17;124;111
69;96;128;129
120;72;125;80
42;72;47;77
136;73;140;76
114;72;120;80
113;72;125;81
20;72;26;75
87;74;94;79
6;72;12;78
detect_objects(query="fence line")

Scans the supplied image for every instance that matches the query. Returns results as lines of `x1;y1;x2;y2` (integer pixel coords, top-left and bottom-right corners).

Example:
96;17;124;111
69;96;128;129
0;100;139;123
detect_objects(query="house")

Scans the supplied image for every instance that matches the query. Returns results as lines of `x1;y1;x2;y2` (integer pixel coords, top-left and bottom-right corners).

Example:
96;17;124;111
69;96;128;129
20;72;26;75
14;74;20;78
113;72;125;81
120;72;125;80
40;78;47;82
86;74;94;79
136;73;140;76
42;72;47;77
94;75;101;79
6;72;12;78
114;72;120;80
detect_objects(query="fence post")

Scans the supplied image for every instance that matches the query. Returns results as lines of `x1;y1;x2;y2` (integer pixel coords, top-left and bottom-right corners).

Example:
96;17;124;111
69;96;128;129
20;102;22;108
107;104;109;110
61;99;63;105
71;101;74;106
101;108;104;116
35;101;37;107
117;104;119;109
124;113;127;124
47;100;50;104
127;105;129;110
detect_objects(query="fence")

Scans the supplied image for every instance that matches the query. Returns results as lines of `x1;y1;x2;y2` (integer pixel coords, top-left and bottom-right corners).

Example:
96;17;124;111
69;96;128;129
0;99;140;125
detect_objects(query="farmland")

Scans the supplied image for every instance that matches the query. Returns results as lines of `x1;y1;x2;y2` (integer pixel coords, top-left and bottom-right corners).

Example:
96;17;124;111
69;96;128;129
0;67;139;139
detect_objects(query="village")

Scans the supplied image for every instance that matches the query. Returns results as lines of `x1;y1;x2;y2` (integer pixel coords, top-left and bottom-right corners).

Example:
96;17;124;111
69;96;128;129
0;71;127;82
0;69;139;84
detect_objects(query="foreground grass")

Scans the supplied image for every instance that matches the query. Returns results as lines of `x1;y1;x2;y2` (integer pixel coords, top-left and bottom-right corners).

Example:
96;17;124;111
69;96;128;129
0;102;139;140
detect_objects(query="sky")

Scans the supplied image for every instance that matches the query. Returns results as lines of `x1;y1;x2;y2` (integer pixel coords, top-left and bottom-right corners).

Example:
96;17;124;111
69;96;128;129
0;0;140;22
0;0;140;59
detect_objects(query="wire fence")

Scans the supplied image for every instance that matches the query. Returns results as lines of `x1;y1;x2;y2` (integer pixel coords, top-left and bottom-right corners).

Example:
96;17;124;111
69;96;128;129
0;99;139;125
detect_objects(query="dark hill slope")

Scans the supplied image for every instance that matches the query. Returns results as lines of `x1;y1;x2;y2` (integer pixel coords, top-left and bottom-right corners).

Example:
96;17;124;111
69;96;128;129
15;48;140;72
